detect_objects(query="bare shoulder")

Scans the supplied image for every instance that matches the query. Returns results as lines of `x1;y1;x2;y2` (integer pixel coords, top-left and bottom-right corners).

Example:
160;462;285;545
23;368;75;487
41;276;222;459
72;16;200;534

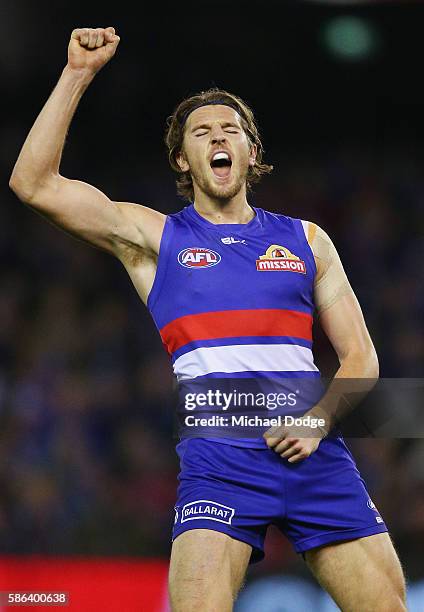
301;220;332;249
113;201;166;260
301;221;336;282
300;220;354;316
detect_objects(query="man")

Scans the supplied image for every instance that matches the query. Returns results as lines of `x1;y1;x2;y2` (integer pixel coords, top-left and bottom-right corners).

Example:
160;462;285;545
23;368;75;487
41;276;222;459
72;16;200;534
10;27;406;611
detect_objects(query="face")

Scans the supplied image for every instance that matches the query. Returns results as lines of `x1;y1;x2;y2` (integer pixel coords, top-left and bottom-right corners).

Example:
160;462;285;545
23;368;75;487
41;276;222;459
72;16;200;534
177;105;257;201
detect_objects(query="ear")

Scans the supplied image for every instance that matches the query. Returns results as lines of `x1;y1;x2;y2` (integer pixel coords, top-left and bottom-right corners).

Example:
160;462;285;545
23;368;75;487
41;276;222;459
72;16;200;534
176;150;190;172
248;143;257;167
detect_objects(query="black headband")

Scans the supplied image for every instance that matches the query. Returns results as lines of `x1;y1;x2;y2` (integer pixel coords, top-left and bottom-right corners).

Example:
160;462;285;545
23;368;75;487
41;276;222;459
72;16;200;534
180;100;240;127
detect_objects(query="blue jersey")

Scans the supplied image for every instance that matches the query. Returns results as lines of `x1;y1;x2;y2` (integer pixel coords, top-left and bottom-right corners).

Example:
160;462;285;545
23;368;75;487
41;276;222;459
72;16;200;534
149;204;388;562
148;204;320;447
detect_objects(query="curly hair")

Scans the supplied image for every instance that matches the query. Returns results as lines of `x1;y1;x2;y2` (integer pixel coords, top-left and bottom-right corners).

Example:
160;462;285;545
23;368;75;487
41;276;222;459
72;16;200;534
164;88;273;202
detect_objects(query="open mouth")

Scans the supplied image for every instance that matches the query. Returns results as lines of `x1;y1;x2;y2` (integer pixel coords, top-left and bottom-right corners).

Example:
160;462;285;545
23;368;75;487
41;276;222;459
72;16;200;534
210;152;232;179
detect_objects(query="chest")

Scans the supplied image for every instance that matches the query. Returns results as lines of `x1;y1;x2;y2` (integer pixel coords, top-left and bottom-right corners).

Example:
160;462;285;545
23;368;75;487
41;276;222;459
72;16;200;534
166;224;316;314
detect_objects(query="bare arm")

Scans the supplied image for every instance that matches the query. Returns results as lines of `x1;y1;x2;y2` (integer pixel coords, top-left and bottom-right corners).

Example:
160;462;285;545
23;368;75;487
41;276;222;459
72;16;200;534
9;27;164;259
307;224;379;430
265;224;379;461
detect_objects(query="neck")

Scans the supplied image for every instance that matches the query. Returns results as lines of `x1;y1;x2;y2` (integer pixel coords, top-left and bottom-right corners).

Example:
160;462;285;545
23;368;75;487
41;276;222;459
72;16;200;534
193;188;254;225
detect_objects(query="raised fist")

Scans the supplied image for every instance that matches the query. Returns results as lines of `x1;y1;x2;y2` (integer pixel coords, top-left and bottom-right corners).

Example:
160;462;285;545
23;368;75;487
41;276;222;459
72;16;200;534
68;27;120;75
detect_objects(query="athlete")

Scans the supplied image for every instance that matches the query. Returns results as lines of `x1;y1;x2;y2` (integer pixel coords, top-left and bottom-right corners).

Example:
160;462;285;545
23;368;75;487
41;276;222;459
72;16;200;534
10;27;406;611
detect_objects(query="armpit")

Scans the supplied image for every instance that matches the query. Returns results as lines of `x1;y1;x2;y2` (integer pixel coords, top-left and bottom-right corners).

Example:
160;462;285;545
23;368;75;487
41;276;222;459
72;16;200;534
306;222;353;315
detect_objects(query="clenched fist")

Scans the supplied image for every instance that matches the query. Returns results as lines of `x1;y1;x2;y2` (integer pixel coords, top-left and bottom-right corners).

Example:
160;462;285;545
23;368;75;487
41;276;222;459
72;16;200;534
68;27;120;75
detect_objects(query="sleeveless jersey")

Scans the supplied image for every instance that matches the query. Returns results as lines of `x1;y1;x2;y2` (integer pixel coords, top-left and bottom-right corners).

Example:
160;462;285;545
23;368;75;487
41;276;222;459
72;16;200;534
147;204;320;448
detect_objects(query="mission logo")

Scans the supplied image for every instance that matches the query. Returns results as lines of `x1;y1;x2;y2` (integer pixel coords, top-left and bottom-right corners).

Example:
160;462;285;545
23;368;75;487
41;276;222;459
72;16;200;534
178;247;221;269
256;244;306;273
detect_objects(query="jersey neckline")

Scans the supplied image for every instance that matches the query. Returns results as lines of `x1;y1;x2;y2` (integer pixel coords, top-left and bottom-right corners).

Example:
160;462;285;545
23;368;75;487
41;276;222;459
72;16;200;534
185;203;262;234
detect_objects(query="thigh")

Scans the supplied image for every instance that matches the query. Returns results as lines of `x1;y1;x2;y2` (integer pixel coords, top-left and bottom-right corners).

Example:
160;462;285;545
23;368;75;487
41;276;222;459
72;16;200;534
173;439;283;564
169;528;252;612
304;532;407;612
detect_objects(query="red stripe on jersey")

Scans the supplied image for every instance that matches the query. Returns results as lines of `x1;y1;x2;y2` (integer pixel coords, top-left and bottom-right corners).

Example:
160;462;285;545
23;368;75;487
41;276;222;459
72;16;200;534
160;309;313;355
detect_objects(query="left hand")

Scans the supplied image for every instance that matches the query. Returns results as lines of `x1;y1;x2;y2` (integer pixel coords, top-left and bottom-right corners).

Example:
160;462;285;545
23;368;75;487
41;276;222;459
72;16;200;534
263;423;324;463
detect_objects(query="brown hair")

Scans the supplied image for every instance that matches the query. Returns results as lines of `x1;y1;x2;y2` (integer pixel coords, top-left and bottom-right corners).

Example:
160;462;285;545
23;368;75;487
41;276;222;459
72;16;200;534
165;88;274;202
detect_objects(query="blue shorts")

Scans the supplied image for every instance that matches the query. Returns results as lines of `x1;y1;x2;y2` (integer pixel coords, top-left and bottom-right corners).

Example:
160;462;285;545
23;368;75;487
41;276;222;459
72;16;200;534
172;437;388;563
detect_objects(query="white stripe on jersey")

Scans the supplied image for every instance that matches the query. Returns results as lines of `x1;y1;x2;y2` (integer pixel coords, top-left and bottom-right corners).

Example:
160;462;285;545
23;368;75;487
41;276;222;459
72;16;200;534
173;344;319;380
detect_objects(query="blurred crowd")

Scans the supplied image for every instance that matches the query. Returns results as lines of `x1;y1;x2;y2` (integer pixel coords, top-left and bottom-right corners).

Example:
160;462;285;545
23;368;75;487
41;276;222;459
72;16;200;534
1;145;423;587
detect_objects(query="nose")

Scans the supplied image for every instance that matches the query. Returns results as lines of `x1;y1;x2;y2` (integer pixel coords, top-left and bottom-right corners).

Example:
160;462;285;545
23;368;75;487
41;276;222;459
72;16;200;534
211;135;226;145
210;125;227;144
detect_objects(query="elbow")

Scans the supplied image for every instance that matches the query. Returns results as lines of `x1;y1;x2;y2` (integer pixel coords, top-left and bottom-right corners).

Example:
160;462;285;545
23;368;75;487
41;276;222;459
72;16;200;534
363;348;379;394
9;171;55;205
9;172;19;194
9;172;34;203
360;344;380;386
367;347;379;380
341;344;379;380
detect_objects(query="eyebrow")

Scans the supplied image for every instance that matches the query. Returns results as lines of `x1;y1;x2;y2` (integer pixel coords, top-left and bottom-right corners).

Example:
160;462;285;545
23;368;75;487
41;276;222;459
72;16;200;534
190;121;240;132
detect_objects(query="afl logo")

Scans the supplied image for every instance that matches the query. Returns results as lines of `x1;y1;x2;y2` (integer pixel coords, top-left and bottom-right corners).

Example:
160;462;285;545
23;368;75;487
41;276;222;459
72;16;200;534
178;247;221;269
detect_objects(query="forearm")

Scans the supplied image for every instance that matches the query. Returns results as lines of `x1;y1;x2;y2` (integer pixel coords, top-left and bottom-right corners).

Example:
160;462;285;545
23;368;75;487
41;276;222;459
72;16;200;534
307;347;379;433
10;66;94;200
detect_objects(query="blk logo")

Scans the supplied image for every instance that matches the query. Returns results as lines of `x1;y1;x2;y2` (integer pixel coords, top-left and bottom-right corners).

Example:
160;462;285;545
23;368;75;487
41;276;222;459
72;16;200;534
221;237;246;245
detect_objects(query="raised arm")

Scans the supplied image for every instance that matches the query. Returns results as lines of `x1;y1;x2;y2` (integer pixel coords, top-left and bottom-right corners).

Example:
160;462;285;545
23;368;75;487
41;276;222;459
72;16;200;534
9;27;165;260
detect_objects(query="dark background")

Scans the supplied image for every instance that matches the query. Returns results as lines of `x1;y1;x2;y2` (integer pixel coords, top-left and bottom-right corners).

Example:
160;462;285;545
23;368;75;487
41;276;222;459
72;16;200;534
1;0;424;607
